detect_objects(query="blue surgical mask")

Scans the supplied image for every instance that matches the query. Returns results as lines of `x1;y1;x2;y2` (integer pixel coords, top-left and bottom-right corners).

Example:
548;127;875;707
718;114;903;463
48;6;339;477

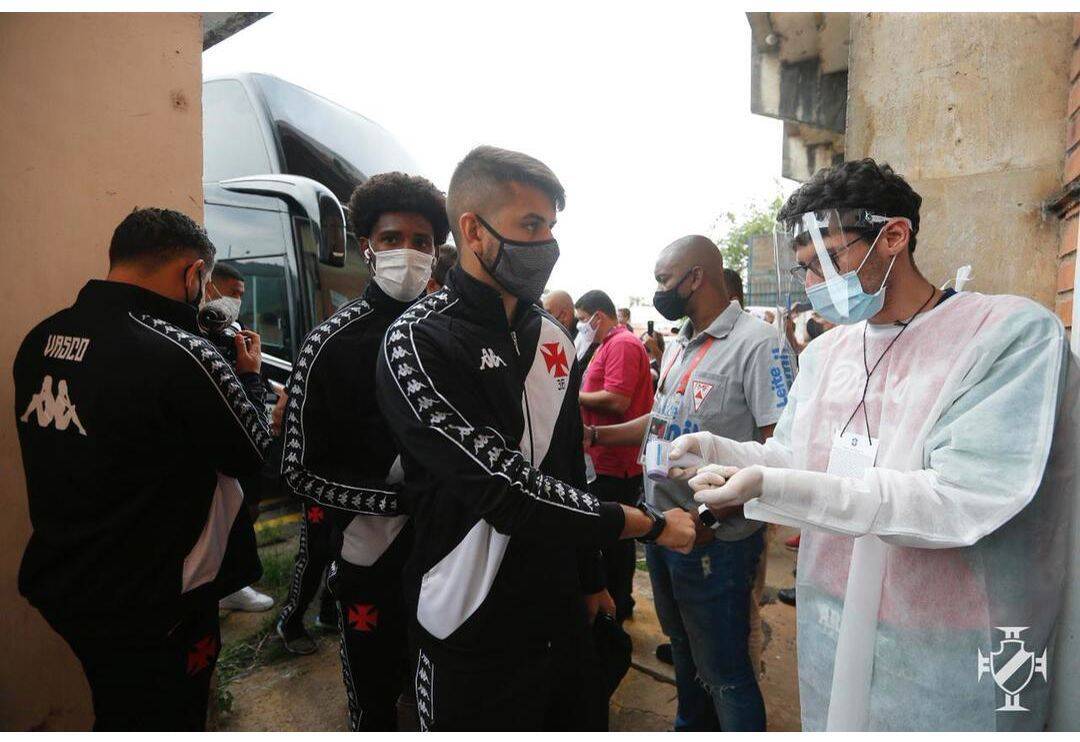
805;231;897;325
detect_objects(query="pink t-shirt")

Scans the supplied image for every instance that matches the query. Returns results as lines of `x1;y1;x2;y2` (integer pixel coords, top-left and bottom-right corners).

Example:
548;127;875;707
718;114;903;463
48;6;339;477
581;325;653;477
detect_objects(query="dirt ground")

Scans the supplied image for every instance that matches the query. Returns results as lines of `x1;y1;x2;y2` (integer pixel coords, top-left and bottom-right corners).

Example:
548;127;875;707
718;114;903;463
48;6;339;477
213;525;801;732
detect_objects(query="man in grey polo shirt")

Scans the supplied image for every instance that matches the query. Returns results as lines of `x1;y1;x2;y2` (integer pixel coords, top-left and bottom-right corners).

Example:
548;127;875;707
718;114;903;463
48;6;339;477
585;235;791;731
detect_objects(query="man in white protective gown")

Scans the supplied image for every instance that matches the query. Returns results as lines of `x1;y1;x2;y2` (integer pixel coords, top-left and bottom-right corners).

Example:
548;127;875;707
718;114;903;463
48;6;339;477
669;159;1079;732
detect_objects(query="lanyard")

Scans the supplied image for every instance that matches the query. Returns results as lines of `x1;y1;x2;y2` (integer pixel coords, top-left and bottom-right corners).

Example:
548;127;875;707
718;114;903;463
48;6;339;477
659;336;716;397
840;287;938;438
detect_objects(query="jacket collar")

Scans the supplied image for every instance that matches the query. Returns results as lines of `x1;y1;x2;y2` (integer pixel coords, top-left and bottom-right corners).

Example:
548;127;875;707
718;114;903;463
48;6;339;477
77;279;199;333
445;263;535;329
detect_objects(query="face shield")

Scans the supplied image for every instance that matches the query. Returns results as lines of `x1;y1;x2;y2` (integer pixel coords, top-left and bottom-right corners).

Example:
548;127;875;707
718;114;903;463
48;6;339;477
775;208;907;324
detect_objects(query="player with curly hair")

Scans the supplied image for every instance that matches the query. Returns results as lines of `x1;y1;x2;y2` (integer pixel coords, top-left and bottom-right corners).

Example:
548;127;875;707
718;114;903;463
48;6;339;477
275;172;448;729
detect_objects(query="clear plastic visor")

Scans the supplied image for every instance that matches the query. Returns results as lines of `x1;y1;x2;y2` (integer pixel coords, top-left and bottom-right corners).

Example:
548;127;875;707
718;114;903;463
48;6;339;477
774;208;902;320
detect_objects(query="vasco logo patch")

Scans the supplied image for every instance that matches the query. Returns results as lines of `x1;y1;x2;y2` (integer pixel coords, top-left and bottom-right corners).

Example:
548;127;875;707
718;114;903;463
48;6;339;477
691;380;713;411
540;342;569;390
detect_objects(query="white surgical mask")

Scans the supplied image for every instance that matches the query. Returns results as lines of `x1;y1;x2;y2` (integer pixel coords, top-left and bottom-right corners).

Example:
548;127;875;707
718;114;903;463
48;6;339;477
574;330;592;360
371;248;433;301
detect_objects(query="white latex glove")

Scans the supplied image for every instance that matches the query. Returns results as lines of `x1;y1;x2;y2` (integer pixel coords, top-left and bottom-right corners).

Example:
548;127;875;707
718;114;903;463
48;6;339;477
668;432;723;479
691;465;765;509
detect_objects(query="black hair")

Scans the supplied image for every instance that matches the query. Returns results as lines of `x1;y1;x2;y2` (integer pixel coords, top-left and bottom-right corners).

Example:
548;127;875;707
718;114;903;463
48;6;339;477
347;171;450;245
723;267;744;306
777;158;922;253
108;207;215;268
575;289;617;319
446;145;566;245
212;262;244;283
432;244;458;287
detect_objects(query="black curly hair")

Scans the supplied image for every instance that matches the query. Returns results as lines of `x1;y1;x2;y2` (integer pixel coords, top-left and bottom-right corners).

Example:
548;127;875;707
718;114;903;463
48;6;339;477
347;172;450;245
108;207;216;268
778;159;922;253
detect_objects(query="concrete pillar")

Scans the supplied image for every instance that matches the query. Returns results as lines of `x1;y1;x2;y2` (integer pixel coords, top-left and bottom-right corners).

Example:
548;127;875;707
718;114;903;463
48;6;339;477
845;13;1073;306
0;13;203;730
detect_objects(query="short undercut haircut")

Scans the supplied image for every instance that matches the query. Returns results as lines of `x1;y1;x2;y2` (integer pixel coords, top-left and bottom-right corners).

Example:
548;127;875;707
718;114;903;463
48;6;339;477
347;171;450;245
575;290;617;319
108;207;215;269
212;262;244;283
778;158;922;253
446;145;566;244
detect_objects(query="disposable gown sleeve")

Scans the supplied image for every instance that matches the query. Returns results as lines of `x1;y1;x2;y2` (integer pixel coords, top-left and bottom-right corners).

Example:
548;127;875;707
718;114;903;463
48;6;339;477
745;310;1068;548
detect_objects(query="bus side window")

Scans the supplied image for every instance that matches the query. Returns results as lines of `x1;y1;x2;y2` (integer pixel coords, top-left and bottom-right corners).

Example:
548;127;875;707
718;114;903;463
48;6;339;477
228;256;294;362
294;218;369;325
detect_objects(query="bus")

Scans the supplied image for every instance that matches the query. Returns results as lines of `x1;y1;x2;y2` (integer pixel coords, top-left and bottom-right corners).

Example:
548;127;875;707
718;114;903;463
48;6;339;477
202;72;423;382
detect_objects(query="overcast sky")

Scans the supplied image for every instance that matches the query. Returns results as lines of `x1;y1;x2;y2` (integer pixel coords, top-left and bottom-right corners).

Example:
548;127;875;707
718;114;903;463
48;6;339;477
203;3;789;309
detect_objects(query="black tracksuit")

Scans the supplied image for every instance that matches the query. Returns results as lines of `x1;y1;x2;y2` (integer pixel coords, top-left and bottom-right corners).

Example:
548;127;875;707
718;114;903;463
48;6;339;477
278;282;414;731
375;265;624;731
14;280;271;730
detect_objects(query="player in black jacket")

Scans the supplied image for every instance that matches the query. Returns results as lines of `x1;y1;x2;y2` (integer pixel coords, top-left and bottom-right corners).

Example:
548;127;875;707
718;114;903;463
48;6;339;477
14;208;271;730
376;146;696;731
276;172;450;730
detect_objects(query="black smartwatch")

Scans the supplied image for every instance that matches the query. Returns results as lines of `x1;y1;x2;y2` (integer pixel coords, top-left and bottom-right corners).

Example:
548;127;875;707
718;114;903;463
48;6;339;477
635;500;667;543
698;503;721;530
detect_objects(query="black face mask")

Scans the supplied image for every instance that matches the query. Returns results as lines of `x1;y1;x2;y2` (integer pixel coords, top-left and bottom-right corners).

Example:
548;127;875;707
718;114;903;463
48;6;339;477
475;215;560;303
652;268;696;321
185;265;204;310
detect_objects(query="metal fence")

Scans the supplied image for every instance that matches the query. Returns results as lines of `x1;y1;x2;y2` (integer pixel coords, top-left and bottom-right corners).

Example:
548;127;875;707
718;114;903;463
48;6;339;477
745;269;807;309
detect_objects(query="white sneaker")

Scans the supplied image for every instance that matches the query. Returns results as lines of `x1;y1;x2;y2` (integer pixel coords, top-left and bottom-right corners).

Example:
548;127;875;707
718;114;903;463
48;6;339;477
219;586;275;612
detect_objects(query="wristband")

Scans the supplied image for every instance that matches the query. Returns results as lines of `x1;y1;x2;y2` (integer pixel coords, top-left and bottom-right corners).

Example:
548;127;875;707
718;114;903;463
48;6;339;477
635;500;667;543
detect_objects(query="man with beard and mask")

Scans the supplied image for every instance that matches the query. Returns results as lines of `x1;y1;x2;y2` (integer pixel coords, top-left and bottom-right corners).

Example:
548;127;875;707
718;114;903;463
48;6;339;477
205;263;277;616
15;208;271;730
274;172;447;730
376;145;696;731
673;159;1079;731
583;235;789;731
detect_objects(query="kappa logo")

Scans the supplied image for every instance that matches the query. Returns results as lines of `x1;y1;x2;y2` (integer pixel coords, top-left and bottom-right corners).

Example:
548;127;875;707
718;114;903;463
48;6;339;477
691;380;713;411
20;375;87;436
479;348;507;370
540;342;569;390
978;627;1048;712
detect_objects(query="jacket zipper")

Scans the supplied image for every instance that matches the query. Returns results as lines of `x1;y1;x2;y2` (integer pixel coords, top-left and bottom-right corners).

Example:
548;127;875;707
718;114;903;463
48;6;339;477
511;329;536;464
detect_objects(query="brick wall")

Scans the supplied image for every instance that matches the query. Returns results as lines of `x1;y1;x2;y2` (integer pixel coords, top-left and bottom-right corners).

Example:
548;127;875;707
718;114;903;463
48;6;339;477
1057;15;1080;330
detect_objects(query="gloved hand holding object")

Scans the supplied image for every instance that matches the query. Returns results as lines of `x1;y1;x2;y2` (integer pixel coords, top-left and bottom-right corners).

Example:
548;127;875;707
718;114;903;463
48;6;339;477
689;465;763;510
668;430;793;481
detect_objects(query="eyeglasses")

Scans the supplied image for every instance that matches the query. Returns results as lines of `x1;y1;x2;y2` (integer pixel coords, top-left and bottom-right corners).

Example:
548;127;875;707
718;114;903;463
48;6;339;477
789;233;865;283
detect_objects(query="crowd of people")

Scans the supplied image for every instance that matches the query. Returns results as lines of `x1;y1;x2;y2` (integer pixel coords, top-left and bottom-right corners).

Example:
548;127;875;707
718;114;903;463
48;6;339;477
12;146;1077;732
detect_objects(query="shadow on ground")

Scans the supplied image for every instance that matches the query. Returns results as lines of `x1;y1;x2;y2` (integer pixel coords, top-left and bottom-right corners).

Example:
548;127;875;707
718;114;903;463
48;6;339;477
212;523;802;731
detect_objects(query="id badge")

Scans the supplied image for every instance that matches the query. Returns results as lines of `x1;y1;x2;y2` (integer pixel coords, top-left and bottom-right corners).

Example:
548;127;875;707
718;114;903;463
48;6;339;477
826;431;879;478
637;411;673;466
663;393;683;419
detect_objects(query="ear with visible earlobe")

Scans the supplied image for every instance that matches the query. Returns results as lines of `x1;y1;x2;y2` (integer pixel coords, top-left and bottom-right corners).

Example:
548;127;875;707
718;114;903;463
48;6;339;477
459;213;482;249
